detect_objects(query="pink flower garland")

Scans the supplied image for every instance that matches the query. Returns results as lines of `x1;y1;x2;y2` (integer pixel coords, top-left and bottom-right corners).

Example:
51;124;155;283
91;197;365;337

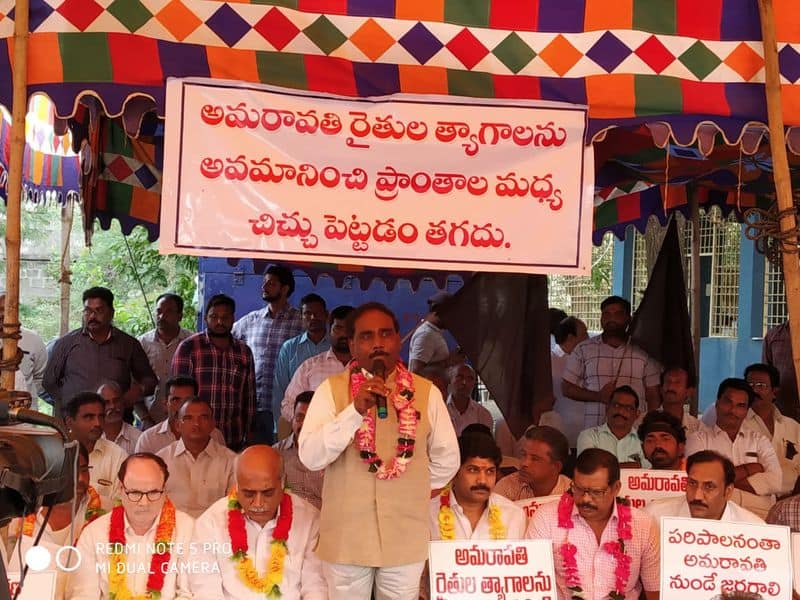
557;492;633;600
350;360;419;480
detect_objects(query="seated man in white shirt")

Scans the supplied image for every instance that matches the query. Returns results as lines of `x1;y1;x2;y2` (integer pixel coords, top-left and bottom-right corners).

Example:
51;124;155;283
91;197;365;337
430;431;525;540
446;364;493;436
190;445;327;599
157;397;236;518
686;378;782;519
660;366;702;434
67;453;194;599
646;450;763;523
577;386;649;468
135;375;225;454
99;381;141;454
494;425;572;501
65;391;128;509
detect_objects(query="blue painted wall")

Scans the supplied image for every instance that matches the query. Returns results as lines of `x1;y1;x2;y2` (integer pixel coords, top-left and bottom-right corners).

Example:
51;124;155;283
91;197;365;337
613;229;764;416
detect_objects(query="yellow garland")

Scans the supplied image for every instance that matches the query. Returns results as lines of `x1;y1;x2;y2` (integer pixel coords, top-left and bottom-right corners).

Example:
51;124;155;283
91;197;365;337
438;506;456;541
488;504;507;540
234;540;287;595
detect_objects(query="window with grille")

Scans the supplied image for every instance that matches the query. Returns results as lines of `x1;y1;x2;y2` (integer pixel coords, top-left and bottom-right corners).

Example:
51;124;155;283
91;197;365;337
763;259;787;333
631;232;648;310
548;234;614;332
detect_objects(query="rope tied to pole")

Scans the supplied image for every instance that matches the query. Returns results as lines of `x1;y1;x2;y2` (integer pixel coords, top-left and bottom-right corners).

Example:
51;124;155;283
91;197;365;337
743;204;800;265
0;321;24;374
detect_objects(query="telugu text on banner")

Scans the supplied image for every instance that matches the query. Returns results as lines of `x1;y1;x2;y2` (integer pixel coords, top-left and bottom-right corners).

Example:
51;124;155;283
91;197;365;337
161;78;593;274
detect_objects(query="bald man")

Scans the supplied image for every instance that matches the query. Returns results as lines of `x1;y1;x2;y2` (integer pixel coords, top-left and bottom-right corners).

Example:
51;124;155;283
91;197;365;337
99;382;141;454
190;445;327;599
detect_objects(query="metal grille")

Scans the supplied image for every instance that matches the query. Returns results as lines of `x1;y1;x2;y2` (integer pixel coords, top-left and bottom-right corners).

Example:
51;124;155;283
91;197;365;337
706;209;741;337
763;260;787;332
631;231;648;310
548;235;614;332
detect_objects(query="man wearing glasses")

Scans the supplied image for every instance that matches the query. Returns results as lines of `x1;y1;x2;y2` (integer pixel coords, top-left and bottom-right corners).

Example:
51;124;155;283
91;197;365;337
576;386;649;468
526;449;660;600
68;453;195;599
157;398;236;518
740;363;800;495
686;378;782;519
645;450;763;523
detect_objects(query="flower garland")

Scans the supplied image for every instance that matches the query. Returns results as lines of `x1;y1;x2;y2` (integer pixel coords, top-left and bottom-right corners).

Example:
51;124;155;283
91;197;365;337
349;360;419;480
22;485;106;538
227;490;292;599
437;487;506;540
557;492;632;600
108;498;176;600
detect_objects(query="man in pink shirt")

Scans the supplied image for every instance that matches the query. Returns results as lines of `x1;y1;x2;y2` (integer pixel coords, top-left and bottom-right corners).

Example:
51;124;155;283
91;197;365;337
526;449;660;600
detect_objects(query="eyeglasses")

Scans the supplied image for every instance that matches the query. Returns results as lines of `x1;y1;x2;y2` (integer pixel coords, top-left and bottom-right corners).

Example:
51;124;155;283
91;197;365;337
123;487;164;502
609;401;637;412
747;381;770;390
570;483;610;500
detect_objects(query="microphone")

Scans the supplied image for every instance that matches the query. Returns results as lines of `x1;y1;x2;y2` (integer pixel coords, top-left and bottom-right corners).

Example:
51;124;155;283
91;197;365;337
371;359;388;419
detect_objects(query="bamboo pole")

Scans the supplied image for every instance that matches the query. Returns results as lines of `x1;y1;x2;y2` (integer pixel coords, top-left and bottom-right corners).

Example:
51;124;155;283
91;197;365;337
689;195;701;416
1;0;29;392
59;195;73;336
759;0;800;420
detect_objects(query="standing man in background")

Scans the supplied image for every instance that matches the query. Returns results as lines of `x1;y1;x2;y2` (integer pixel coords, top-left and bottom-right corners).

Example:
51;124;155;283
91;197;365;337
233;264;302;444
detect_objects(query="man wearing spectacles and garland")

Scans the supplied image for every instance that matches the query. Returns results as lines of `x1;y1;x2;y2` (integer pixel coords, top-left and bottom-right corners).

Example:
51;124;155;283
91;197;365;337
645;450;763;524
526;448;660;600
576;386;650;469
67;453;195;599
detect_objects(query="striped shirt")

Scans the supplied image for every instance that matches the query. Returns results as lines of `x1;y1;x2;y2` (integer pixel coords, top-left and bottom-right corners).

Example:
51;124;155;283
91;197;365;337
171;332;256;448
232;305;302;415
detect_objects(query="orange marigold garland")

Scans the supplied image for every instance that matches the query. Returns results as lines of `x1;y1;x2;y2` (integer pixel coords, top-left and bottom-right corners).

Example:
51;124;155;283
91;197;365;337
22;485;106;538
108;498;176;600
227;490;293;599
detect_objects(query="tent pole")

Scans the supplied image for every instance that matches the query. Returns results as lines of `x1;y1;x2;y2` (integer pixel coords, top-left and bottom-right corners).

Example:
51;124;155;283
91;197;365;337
59;195;73;336
1;0;30;392
689;195;701;416
759;0;800;419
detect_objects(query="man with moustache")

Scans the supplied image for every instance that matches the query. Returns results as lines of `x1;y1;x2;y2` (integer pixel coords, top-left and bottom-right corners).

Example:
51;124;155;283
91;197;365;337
430;431;525;540
562;296;661;429
138;293;193;426
494;425;572;501
172;294;256;450
660;366;702;434
741;363;800;495
527;449;660;600
638;411;686;470
67;453;194;599
275;391;324;509
65;391;128;509
273;294;330;427
299;302;459;600
646;450;763;523
446;363;494;436
190;445;327;599
577;386;649;468
99;381;141;454
686;378;782;518
45;286;156;418
233;264;303;444
280;305;355;423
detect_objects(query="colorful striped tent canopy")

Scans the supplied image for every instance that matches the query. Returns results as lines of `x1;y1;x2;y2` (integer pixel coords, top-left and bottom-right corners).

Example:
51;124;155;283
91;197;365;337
2;0;800;243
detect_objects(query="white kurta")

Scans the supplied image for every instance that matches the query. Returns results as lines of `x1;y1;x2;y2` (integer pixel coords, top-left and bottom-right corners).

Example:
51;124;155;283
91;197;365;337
428;492;526;540
189;493;327;599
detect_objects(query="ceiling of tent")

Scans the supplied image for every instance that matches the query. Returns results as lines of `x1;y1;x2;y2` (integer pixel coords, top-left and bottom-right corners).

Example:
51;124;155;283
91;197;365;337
3;1;800;246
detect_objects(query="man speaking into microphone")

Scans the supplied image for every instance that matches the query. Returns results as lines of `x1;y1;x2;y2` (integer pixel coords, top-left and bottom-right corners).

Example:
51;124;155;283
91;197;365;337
300;301;459;600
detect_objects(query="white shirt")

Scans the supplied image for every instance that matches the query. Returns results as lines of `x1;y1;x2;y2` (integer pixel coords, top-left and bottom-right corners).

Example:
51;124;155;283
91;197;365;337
66;507;194;599
298;373;459;489
552;343;585;447
14;326;47;403
446;397;494;436
102;422;142;455
190;493;327;599
157;438;236;518
682;411;702;434
429;492;526;540
742;408;800;495
686;424;782;517
645;495;764;524
134;418;226;455
280;348;348;422
89;437;128;510
409;320;449;365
